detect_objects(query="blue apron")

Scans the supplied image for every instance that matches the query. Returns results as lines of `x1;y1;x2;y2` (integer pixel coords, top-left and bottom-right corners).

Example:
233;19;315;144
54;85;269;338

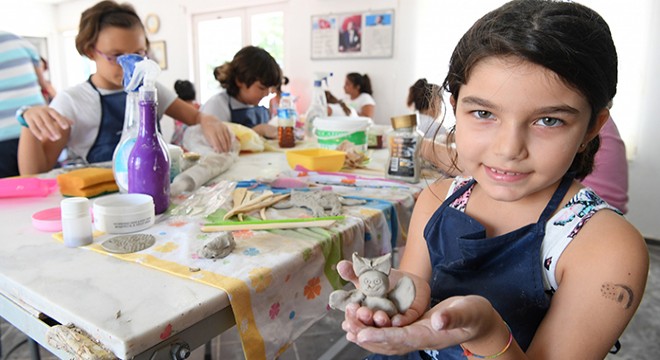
368;174;573;360
227;96;269;128
87;78;126;163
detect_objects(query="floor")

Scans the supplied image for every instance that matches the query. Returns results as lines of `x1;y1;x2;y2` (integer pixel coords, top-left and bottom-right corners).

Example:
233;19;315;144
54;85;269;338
2;242;658;360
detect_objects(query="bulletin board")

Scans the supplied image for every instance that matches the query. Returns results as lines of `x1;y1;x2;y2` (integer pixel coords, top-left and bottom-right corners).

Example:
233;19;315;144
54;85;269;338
311;9;394;59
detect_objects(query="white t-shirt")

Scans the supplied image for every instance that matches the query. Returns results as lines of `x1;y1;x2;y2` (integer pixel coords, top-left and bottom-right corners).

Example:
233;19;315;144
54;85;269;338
328;103;358;117
345;93;375;116
200;90;252;122
50;81;176;160
417;113;446;140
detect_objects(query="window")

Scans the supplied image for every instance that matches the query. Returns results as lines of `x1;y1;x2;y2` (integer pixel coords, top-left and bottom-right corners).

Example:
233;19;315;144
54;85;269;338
60;30;94;89
192;6;284;104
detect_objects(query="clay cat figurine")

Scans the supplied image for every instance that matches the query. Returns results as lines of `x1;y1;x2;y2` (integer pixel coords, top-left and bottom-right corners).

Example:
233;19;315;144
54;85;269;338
329;252;415;317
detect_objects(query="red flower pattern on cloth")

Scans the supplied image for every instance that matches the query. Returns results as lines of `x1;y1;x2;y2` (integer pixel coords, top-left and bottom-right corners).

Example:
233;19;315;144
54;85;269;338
304;277;321;300
269;302;280;319
160;323;172;339
167;219;188;227
233;229;254;238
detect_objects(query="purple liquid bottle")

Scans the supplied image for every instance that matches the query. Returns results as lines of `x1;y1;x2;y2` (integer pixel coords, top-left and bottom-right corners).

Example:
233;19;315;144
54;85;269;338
128;85;170;214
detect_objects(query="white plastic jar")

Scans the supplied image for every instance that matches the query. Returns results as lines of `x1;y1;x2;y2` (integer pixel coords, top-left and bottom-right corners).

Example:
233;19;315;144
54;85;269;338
61;197;93;247
93;194;155;234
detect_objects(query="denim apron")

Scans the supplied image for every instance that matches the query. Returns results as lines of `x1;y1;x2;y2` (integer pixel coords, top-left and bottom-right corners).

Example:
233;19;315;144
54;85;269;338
368;174;572;360
86;78;126;163
227;96;269;128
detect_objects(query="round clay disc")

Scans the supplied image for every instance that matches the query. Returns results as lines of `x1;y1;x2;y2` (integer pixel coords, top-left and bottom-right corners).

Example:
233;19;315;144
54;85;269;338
101;234;156;254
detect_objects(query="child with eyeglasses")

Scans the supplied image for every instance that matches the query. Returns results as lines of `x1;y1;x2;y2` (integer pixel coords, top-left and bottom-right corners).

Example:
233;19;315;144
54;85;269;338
17;0;233;175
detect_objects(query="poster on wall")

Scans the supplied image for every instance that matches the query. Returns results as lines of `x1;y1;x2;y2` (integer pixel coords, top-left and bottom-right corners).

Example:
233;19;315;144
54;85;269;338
311;9;394;59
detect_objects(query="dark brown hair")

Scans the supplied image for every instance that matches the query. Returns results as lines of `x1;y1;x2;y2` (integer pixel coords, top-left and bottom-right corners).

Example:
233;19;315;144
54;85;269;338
346;73;373;95
442;0;616;179
407;78;441;118
213;46;281;97
174;80;196;101
75;0;148;58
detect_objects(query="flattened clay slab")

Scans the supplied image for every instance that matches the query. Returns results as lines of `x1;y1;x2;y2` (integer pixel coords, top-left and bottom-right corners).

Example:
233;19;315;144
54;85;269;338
102;234;156;254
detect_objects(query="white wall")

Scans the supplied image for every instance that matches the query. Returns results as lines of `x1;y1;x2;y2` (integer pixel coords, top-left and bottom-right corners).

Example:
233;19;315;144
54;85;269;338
0;2;60;84
6;0;660;239
627;0;660;240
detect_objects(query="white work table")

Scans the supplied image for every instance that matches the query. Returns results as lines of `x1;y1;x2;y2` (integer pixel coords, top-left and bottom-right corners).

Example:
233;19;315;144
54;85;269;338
0;148;421;359
0;192;232;359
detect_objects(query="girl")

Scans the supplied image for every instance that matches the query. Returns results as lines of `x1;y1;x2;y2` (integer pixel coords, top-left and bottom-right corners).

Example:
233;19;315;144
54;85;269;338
407;78;442;138
201;46;281;139
17;0;232;175
338;1;648;359
329;73;375;119
408;78;461;177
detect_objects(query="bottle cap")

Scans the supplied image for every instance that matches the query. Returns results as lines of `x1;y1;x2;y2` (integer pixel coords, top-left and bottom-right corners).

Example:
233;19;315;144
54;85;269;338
61;197;90;218
391;114;417;129
117;54;146;92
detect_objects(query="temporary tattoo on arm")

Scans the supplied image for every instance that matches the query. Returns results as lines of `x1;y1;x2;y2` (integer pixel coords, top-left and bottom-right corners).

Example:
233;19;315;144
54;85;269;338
601;282;634;309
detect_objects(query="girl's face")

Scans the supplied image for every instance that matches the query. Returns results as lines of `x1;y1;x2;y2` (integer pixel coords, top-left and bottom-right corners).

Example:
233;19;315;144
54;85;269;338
344;78;359;98
453;56;602;203
90;26;147;90
236;80;270;105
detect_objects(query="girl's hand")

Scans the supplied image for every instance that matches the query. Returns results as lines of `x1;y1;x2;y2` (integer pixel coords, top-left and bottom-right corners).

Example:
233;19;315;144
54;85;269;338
336;260;431;328
199;114;233;152
344;295;514;356
22;106;71;142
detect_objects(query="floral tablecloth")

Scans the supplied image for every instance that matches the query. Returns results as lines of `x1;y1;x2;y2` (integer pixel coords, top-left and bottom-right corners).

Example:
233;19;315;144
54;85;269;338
67;173;420;360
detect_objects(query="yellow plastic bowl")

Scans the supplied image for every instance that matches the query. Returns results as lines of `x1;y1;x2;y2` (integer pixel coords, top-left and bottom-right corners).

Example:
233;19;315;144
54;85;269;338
286;148;346;172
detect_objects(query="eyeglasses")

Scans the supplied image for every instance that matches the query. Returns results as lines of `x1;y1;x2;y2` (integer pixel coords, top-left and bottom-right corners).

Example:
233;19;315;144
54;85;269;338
94;48;148;63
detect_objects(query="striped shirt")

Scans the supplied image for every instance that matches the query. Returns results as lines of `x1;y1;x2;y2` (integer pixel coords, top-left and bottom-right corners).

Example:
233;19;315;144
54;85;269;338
0;31;46;141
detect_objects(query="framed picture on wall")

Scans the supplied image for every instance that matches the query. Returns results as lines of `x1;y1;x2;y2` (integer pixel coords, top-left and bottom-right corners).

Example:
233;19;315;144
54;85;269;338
150;40;167;70
23;36;48;60
311;9;394;59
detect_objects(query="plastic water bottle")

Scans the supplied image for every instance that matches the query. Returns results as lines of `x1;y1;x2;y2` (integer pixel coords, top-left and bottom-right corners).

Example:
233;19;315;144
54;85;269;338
304;79;328;139
113;54;144;192
277;92;295;148
112;90;138;192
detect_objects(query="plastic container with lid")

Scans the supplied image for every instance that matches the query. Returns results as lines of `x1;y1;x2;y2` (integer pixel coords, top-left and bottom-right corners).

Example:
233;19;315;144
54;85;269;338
93;193;155;234
61;197;93;247
32;207;63;232
386;114;422;183
314;116;370;152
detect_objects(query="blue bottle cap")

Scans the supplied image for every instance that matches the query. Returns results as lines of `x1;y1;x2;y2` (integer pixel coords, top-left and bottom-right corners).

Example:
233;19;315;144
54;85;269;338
117;54;146;92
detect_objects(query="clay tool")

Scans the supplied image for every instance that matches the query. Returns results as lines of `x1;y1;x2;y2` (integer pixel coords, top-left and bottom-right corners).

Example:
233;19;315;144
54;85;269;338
201;216;344;232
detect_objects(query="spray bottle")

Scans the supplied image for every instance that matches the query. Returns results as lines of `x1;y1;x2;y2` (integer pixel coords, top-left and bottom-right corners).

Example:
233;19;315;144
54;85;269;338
304;72;332;139
127;59;171;214
113;54;146;192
